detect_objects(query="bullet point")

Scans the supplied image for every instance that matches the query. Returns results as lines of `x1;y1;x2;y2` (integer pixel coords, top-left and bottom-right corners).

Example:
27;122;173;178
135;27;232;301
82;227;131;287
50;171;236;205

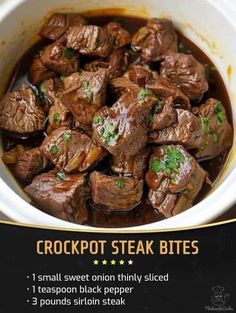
27;276;29;279
27;300;29;303
27;288;29;291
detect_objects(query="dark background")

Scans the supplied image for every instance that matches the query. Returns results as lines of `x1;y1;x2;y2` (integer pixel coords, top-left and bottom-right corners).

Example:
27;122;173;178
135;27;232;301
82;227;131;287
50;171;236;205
0;221;235;313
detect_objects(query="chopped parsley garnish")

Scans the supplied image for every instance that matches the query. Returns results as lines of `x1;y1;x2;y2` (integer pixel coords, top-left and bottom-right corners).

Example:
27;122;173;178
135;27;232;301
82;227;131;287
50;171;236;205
212;132;219;143
50;145;58;155
60;76;65;81
53;112;60;125
151;147;185;175
199;115;210;134
56;172;67;180
93;116;103;124
64;48;76;59
137;88;149;104
116;179;125;189
82;80;94;103
63;132;71;142
151;159;165;173
154;98;164;111
99;123;118;145
38;82;47;99
82;80;89;89
215;101;226;125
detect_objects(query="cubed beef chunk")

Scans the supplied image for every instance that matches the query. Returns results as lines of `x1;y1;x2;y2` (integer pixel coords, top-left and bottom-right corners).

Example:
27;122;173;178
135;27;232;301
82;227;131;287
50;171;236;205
61;69;109;128
90;171;143;211
0;85;46;134
160;53;208;101
1;145;26;165
110;147;151;178
25;171;89;224
15;147;49;181
106;22;131;48
38;78;72;132
145;145;206;217
92;89;157;157
41;127;106;173
29;56;55;85
84;48;129;79
193;98;233;159
111;65;190;108
66;25;112;57
131;18;178;62
148;108;203;149
39;13;86;41
48;99;71;133
40;43;79;76
149;97;177;131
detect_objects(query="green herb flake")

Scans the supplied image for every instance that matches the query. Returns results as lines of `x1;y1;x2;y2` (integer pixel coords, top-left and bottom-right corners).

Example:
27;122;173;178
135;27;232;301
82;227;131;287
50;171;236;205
82;80;94;103
151;159;165;173
60;76;65;81
166;146;185;171
64;48;76;59
87;90;94;103
50;145;58;155
53;112;60;125
215;101;226;125
137;88;149;104
154;98;164;111
93;116;103;124
116;179;125;189
82;80;90;89
199;115;210;134
39;82;46;95
63;132;71;142
212;132;219;143
56;172;67;180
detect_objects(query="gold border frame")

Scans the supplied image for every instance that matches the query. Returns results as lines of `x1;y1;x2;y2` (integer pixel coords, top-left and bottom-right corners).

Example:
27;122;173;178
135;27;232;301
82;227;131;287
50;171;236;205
0;217;235;233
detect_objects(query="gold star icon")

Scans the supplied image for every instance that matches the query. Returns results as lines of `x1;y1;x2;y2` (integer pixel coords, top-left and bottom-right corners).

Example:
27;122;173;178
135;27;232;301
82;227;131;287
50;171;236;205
119;260;125;265
111;259;116;265
128;260;133;265
93;260;99;265
102;260;107;265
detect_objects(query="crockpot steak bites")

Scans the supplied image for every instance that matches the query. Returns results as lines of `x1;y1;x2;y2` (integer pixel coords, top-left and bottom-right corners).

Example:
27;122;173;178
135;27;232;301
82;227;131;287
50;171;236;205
0;13;233;227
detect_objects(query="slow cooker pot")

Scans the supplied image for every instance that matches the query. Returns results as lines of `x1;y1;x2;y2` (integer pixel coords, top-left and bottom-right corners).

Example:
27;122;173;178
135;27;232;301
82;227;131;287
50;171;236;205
0;0;235;230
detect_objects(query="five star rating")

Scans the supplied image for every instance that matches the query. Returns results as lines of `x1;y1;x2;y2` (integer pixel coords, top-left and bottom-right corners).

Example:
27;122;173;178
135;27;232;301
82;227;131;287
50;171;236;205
93;259;133;265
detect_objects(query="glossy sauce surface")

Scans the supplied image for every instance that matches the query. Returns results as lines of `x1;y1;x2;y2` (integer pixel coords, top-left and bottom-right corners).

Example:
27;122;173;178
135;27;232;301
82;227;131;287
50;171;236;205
2;15;232;228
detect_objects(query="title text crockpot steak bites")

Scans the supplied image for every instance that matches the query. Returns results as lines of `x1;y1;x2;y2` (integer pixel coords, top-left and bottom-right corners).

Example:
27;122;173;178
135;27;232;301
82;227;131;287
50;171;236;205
0;13;233;227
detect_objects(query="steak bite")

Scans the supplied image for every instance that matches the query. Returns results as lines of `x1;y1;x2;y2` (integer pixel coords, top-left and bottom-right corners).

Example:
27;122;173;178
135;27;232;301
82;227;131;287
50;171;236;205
0;85;46;134
90;171;143;211
61;69;109;128
110;146;151;179
131;18;178;62
111;65;190;108
193;98;233;159
29;56;55;86
148;108;203;149
149;97;177;131
145;145;206;217
160;53;209;101
84;47;130;79
25;171;90;224
92;89;157;157
40;43;79;76
39;13;86;41
41;127;106;173
15;147;49;182
106;22;131;48
66;25;112;57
